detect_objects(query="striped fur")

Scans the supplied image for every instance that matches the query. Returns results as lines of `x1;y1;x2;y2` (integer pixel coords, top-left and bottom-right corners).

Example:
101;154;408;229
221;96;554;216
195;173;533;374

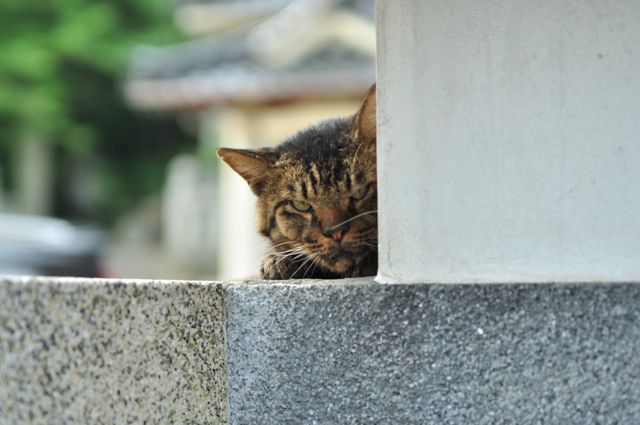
219;85;377;279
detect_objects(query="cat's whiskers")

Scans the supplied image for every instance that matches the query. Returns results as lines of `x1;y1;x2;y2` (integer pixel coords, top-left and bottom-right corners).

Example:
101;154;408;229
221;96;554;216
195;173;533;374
268;241;297;252
350;232;377;242
277;242;335;279
350;230;377;241
261;243;308;278
272;247;307;266
322;210;378;234
255;242;299;271
271;247;302;257
289;252;316;279
359;241;378;252
304;252;323;279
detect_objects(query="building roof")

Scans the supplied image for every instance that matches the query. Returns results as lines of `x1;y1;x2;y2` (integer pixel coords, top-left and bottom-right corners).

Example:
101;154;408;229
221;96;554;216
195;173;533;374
125;0;375;110
173;0;292;35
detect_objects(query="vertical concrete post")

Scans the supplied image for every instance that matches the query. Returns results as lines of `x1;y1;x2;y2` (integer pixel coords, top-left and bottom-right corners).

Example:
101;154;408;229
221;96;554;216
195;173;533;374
16;136;52;215
376;0;640;283
214;109;270;279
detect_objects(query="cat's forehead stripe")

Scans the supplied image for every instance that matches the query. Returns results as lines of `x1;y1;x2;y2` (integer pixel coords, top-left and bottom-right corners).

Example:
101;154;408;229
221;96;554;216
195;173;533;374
298;181;308;198
305;178;315;199
309;163;320;186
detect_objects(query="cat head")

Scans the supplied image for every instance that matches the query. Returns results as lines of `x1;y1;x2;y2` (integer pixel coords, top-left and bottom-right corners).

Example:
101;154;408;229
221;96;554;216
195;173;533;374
218;84;377;276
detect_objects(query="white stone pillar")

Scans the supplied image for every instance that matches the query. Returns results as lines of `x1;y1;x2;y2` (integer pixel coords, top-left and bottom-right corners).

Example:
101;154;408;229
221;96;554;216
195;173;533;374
214;109;269;280
16;137;52;215
376;0;640;283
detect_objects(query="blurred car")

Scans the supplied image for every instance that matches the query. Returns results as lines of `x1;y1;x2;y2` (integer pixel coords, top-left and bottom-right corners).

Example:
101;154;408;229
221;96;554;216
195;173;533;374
0;214;106;277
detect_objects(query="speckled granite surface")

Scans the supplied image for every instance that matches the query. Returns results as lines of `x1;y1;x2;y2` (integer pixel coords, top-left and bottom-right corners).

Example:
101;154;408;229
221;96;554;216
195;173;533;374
3;277;640;424
226;281;640;425
0;277;228;425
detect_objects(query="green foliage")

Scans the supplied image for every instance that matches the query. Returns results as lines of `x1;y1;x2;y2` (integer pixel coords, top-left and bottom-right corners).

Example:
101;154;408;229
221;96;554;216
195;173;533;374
0;0;196;224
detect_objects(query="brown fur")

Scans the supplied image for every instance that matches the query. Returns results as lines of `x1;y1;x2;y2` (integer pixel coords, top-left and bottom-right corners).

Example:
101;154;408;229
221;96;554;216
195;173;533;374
218;84;377;279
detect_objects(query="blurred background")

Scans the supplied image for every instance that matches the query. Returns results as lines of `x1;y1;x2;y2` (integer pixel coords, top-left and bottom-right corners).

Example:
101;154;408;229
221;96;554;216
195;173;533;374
0;0;375;280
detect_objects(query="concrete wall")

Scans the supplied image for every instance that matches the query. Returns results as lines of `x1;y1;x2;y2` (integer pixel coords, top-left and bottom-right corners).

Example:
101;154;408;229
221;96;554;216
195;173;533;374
376;0;640;283
0;277;228;424
226;280;640;425
3;277;640;424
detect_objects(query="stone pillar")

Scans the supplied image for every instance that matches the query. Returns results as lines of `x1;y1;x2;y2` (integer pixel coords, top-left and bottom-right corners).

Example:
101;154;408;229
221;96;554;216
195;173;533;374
163;153;218;273
213;109;269;280
16;136;52;215
376;0;640;283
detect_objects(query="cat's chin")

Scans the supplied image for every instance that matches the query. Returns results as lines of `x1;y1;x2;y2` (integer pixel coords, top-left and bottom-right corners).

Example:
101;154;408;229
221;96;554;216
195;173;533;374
323;259;352;274
318;249;367;274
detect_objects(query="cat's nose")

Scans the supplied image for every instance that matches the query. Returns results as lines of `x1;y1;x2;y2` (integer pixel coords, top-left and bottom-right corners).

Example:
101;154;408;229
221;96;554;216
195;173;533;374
322;223;350;241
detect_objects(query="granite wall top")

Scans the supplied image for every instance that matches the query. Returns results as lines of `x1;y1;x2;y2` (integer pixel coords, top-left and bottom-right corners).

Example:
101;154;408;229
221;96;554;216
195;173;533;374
226;281;640;425
0;277;228;425
2;277;639;425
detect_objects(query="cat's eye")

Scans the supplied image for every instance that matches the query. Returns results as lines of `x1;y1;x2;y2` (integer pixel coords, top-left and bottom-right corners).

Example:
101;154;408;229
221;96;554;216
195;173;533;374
352;185;369;200
291;200;312;212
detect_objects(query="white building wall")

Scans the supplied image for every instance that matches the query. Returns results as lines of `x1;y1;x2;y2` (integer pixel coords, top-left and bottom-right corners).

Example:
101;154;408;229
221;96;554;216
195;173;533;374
377;0;640;283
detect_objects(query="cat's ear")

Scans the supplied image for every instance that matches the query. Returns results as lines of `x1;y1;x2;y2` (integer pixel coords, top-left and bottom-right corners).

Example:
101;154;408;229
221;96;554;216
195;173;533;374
350;83;376;143
217;148;274;195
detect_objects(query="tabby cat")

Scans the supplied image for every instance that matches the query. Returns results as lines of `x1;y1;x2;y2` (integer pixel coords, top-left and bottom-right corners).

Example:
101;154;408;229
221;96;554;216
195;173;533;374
217;84;377;279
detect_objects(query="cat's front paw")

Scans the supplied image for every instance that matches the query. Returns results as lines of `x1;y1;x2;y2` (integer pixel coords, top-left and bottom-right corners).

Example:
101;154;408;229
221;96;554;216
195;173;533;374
260;254;293;280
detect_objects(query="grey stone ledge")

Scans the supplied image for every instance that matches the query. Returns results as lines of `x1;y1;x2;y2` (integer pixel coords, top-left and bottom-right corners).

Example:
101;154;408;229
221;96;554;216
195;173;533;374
2;276;640;424
0;276;228;425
